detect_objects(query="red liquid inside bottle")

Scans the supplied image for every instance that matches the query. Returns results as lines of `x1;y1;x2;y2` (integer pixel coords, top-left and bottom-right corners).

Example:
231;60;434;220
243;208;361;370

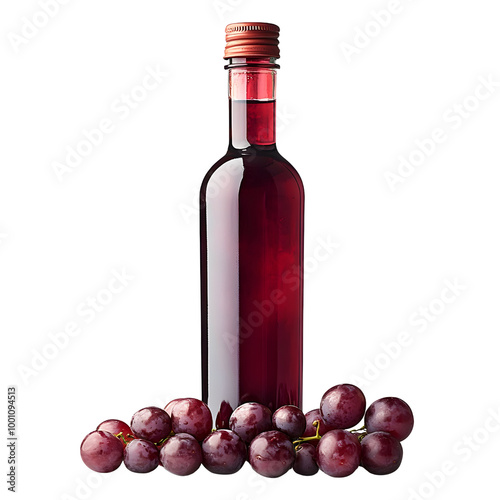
200;25;304;419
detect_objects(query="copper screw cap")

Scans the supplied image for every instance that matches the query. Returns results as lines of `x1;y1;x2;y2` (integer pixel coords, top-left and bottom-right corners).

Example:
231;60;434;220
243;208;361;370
224;22;280;59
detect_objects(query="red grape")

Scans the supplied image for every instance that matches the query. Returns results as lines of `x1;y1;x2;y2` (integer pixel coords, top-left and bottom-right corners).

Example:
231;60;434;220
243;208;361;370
80;387;413;479
248;430;295;478
164;398;184;417
80;430;123;473
170;398;212;441
320;384;366;430
202;429;247;474
160;433;202;476
361;431;403;475
124;439;159;473
229;402;272;444
365;397;414;441
293;443;318;476
272;405;306;440
130;407;172;444
97;419;134;449
316;429;361;477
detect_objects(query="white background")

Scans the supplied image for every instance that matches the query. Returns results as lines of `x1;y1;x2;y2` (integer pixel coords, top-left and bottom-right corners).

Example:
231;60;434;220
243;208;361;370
1;0;499;499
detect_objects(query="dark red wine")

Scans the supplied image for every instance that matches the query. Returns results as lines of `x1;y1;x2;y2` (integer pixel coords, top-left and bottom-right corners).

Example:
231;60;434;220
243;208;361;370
200;24;304;419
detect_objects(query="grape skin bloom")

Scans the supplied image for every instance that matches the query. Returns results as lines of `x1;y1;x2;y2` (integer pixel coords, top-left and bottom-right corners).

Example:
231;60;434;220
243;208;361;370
316;430;361;477
229;402;273;444
202;430;247;474
320;384;366;430
361;431;403;475
130;407;172;444
170;398;213;442
248;430;295;478
80;430;123;473
293;443;318;476
160;433;202;476
365;397;414;441
124;439;159;473
272;405;306;440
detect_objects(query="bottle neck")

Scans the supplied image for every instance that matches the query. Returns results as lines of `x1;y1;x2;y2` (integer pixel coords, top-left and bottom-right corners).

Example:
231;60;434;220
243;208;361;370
227;58;278;150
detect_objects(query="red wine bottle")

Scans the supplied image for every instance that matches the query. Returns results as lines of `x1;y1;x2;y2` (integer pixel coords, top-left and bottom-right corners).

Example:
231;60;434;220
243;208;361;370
200;23;304;420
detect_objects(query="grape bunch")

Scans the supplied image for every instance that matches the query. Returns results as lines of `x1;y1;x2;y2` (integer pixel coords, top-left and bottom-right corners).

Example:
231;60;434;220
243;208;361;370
80;385;414;478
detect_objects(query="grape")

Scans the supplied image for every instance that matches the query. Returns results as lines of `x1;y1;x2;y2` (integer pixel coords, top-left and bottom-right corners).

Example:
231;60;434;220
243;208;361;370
202;430;247;474
272;405;306;440
365;397;414;441
123;439;160;473
170;398;213;441
130;407;172;444
80;430;123;473
159;433;202;476
293;443;318;476
361;431;403;475
316;429;361;477
215;400;233;430
320;384;366;430
164;398;184;417
97;419;135;449
248;430;295;478
303;409;333;442
229;402;272;444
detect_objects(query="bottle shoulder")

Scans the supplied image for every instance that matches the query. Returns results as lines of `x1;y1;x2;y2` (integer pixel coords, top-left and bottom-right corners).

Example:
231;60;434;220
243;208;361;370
201;148;303;194
268;150;303;190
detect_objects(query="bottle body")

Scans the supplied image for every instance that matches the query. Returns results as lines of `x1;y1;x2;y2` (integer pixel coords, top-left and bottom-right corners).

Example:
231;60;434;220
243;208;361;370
200;43;304;421
200;143;304;417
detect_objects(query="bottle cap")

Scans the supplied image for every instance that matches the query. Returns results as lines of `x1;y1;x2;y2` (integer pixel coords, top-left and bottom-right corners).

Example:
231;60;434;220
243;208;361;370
224;22;280;59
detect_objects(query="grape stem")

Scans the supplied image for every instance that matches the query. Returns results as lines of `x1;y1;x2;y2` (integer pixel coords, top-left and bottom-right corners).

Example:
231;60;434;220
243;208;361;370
293;420;322;450
114;432;136;446
115;432;128;445
350;426;367;442
293;422;369;448
156;430;175;447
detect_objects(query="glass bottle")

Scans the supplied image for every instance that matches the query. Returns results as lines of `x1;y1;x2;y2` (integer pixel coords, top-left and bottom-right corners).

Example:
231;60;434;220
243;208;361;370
200;23;304;423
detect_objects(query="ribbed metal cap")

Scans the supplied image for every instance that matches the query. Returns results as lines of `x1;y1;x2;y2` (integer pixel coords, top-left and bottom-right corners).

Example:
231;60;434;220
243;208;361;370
224;22;280;59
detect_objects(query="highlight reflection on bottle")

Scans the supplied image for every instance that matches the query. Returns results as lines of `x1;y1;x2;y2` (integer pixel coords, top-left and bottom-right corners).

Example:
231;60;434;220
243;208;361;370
200;23;304;423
